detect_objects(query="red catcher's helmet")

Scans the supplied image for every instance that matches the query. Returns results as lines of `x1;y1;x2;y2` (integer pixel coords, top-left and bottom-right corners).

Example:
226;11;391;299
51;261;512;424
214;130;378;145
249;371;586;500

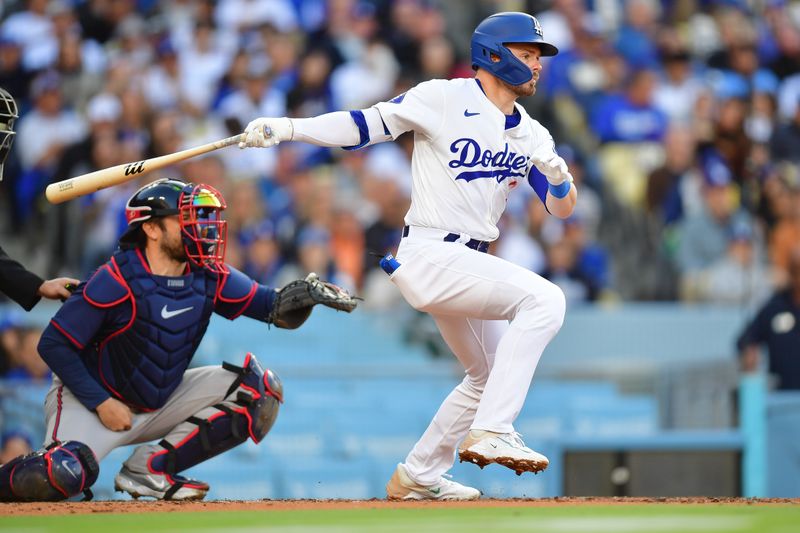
121;178;228;273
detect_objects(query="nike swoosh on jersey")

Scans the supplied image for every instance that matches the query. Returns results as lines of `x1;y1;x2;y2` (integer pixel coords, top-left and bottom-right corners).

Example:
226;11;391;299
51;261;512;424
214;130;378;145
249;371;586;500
161;304;194;319
464;110;480;117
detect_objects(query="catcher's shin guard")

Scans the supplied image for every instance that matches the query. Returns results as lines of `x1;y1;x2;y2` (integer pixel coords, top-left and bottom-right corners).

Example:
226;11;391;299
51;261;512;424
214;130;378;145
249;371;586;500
0;441;99;502
148;353;282;485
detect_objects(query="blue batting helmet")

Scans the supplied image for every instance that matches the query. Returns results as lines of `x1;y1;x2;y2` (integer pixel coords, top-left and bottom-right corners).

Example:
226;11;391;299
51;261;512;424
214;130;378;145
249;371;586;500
471;12;558;86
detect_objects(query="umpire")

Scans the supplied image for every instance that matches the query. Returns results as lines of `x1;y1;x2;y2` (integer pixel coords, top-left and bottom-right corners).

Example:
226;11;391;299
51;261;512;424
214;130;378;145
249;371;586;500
0;86;77;309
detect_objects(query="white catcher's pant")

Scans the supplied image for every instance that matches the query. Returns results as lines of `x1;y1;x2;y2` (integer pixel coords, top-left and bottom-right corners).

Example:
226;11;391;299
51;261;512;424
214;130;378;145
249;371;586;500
390;227;566;485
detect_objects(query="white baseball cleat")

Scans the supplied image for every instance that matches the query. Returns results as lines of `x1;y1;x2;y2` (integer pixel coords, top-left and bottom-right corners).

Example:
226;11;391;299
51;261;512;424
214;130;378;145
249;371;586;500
458;430;549;476
114;466;209;501
386;463;481;501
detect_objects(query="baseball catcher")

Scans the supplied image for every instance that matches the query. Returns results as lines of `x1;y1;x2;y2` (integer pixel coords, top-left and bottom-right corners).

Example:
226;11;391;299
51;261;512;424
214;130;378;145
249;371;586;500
0;178;358;502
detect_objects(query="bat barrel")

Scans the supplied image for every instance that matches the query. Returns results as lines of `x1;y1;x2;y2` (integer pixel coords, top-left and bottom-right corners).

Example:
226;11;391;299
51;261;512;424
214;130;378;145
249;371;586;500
45;133;245;204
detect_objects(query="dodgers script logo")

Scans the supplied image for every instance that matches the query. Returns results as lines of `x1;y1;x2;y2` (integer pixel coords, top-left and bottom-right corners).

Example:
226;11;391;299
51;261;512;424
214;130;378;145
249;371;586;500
449;138;528;183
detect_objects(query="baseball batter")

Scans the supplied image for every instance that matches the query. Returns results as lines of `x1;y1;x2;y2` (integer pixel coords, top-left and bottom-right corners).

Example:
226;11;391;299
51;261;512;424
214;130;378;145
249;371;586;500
0;178;356;502
240;12;575;500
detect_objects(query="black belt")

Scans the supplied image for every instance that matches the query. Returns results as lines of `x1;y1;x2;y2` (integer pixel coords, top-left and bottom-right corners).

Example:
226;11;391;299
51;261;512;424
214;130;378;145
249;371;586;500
402;225;490;253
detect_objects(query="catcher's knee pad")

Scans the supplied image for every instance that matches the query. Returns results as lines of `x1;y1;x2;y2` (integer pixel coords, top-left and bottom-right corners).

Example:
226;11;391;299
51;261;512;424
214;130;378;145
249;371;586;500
149;353;282;476
0;441;99;502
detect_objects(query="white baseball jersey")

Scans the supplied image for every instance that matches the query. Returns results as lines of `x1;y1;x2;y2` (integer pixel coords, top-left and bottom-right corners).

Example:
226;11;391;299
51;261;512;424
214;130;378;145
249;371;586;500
373;78;557;242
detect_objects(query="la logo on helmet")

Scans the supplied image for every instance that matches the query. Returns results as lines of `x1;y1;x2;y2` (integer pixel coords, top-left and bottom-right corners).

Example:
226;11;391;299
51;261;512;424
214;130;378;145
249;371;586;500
532;17;543;37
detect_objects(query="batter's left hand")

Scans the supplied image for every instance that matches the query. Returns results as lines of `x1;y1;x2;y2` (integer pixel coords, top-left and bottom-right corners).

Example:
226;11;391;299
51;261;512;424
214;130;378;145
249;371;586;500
38;277;80;300
239;117;293;148
532;154;572;186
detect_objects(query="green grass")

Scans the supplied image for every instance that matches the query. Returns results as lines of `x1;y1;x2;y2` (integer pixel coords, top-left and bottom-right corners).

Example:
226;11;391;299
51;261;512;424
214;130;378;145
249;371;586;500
2;505;799;533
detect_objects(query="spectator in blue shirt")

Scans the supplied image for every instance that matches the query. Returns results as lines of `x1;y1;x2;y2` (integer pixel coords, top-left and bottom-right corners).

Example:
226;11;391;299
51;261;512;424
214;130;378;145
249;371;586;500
590;68;668;143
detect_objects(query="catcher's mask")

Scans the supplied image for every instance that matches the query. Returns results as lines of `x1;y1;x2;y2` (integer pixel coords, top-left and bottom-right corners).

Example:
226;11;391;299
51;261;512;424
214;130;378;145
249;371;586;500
178;182;227;273
121;178;228;273
0;87;18;181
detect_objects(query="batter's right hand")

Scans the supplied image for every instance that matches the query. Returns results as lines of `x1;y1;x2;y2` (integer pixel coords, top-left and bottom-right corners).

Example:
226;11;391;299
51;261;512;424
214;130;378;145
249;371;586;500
96;397;133;431
532;153;572;186
239;117;293;148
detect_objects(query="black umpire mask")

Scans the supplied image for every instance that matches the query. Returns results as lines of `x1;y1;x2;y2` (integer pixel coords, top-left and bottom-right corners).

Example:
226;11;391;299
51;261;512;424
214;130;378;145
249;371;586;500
0;87;17;181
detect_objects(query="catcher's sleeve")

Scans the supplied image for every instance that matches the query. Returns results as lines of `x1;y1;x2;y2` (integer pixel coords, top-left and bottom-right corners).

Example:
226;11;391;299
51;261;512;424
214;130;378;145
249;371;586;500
215;264;277;322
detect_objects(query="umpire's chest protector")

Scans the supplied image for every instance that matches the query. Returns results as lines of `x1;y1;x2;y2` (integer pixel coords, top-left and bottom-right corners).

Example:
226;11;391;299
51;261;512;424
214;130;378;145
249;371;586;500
92;249;218;410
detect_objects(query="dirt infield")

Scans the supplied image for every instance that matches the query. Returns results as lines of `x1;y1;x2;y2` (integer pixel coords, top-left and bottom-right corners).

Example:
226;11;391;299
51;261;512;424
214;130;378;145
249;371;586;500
2;497;798;516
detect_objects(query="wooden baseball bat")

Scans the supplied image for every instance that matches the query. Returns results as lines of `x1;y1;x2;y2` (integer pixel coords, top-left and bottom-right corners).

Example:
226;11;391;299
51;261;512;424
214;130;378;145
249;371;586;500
45;133;246;204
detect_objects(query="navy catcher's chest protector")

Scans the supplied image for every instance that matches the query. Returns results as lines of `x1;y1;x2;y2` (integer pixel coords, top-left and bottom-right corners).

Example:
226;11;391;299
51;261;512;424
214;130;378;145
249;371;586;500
99;250;218;410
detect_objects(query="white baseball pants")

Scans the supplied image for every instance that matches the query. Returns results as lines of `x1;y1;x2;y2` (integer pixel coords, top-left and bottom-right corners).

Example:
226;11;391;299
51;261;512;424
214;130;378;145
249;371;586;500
390;226;566;485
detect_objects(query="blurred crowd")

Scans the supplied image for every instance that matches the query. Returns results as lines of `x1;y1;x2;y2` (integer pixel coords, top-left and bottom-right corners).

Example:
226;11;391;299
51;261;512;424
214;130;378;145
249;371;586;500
1;0;800;313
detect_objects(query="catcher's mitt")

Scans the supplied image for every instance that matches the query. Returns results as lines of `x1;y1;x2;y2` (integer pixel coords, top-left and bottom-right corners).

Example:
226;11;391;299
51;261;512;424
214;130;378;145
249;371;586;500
268;273;358;329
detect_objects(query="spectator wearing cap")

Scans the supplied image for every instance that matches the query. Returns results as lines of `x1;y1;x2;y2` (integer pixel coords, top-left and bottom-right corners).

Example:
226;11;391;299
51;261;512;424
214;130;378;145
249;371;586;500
688;220;772;307
674;150;754;288
591;67;668;144
542;12;612;119
14;70;86;221
737;245;800;390
217;58;286;180
240;220;283;285
105;15;152;71
592;67;669;209
286;48;335;118
0;39;29;104
140;38;192;114
51;92;131;275
259;29;303;95
218;59;286;129
652;45;707;126
329;3;400;110
613;0;661;70
56;30;105;114
177;21;235;114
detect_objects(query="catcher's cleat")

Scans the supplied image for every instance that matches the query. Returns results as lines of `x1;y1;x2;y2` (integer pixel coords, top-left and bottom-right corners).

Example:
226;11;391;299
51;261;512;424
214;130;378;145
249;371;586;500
386;463;481;501
458;431;549;476
114;466;209;501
